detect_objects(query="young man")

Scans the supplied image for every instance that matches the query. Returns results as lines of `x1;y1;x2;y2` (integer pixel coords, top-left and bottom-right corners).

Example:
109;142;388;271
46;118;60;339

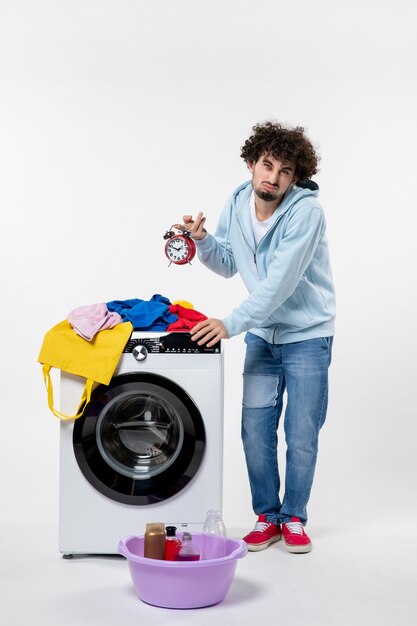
178;121;335;553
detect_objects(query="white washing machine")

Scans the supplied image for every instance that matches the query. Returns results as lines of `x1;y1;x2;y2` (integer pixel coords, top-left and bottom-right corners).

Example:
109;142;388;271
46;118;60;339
59;331;223;556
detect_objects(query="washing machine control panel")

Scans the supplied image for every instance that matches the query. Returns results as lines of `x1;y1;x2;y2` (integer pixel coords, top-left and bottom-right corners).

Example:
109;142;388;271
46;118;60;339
124;332;221;354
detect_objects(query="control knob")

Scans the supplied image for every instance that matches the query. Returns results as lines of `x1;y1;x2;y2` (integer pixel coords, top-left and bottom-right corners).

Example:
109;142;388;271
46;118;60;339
133;344;148;361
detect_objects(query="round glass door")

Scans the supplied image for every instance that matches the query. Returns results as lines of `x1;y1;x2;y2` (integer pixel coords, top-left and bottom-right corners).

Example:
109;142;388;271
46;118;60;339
73;373;205;505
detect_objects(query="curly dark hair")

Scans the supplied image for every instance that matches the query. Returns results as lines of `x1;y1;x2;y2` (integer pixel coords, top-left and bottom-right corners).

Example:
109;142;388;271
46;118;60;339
240;121;320;181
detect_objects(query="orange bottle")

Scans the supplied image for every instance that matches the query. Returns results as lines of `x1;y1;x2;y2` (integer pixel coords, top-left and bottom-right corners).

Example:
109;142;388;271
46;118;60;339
144;523;165;560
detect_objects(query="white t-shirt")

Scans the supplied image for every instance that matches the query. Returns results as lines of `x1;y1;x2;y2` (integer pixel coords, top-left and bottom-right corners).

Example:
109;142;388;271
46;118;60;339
250;191;275;246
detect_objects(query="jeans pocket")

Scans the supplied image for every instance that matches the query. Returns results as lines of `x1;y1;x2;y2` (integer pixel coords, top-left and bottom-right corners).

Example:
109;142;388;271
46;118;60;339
321;336;333;365
244;331;264;346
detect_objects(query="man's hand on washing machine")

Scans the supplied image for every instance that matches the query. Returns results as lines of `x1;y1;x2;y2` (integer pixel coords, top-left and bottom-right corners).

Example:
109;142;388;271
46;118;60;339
190;318;228;347
173;212;207;240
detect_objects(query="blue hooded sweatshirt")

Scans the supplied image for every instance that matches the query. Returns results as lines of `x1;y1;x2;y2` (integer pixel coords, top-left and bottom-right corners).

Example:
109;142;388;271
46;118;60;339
195;180;335;344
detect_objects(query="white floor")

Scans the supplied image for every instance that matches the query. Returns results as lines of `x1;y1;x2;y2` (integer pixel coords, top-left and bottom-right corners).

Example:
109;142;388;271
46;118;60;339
1;521;416;626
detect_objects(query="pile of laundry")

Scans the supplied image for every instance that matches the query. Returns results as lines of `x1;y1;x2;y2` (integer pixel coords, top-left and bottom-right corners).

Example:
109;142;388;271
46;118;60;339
67;294;207;341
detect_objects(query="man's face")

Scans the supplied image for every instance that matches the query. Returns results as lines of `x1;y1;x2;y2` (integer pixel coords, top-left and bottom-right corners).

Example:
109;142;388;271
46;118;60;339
248;153;297;206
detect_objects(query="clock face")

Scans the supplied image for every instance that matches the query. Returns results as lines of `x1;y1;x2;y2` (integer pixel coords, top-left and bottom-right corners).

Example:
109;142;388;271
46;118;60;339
166;237;191;263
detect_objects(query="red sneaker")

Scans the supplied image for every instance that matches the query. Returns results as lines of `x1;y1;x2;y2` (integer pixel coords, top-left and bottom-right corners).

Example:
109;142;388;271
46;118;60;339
243;514;281;552
281;517;312;553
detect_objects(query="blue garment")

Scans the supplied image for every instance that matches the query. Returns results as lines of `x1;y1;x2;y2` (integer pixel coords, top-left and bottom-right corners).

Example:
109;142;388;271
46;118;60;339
242;332;333;525
194;181;336;344
107;294;177;330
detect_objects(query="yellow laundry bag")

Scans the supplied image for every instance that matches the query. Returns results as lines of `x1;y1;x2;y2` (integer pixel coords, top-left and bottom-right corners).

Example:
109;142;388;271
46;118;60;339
38;320;133;420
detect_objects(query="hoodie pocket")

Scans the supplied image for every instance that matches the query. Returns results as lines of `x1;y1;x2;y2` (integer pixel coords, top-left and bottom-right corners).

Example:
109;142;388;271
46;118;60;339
297;282;314;322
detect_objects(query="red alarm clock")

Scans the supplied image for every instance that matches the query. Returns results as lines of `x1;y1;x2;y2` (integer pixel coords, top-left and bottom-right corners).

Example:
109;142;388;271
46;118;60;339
163;227;196;265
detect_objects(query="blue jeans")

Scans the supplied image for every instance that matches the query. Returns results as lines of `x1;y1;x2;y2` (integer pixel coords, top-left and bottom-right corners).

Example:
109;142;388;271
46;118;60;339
241;332;333;525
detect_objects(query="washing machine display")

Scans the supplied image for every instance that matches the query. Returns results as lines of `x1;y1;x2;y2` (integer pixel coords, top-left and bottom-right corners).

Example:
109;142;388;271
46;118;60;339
73;373;205;505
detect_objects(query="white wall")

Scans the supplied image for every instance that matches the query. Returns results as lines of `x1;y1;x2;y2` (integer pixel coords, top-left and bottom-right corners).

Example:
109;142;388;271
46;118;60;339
1;0;416;528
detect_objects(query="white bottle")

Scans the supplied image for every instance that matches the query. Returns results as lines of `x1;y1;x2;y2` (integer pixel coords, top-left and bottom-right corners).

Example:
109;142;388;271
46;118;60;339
201;509;227;560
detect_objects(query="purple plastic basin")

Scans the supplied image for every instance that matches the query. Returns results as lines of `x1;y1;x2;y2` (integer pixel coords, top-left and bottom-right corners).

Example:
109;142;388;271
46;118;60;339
118;532;247;609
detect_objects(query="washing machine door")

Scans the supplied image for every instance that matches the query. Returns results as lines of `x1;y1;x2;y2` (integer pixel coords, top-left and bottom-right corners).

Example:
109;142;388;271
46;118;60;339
73;373;205;505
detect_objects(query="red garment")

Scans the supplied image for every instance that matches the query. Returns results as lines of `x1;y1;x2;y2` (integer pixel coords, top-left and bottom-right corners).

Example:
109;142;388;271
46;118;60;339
167;304;207;331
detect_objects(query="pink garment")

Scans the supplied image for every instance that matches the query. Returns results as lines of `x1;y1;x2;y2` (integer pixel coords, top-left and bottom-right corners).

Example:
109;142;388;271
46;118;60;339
67;303;123;341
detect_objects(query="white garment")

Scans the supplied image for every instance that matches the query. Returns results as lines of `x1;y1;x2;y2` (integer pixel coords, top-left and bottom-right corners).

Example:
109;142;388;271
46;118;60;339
250;191;275;246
